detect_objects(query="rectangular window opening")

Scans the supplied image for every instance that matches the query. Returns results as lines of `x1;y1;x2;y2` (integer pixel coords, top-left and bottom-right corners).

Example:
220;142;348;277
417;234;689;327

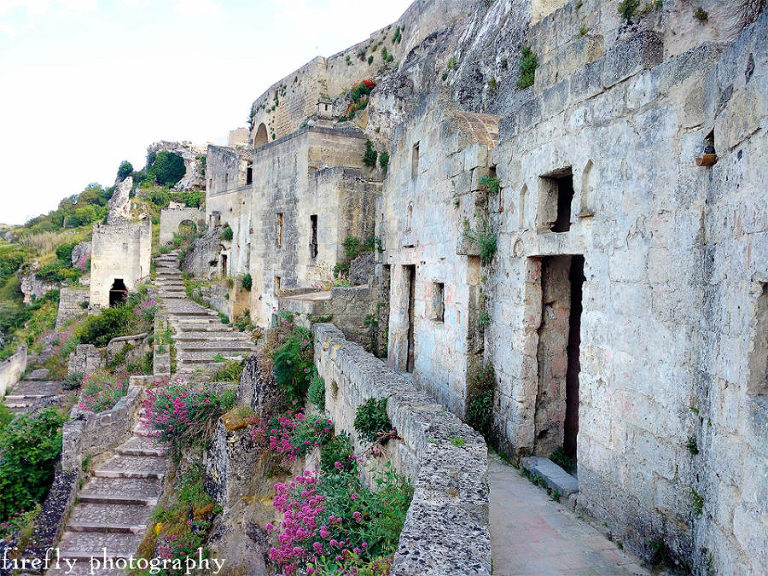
310;215;318;259
412;143;420;179
276;213;283;248
431;282;445;322
274;276;281;295
246;162;253;185
538;167;574;233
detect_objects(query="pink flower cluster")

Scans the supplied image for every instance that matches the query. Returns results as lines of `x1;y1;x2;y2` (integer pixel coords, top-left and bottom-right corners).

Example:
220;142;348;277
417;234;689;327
249;413;333;464
77;372;129;413
137;296;158;322
141;383;216;443
268;471;370;576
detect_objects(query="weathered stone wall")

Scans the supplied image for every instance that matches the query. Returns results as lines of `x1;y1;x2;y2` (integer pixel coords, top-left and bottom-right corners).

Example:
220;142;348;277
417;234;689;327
19;272;57;304
105;333;149;367
89;219;152;309
379;101;499;416
67;344;104;376
0;345;26;397
280;285;376;350
55;287;89;328
159;205;205;245
61;381;143;471
313;324;491;576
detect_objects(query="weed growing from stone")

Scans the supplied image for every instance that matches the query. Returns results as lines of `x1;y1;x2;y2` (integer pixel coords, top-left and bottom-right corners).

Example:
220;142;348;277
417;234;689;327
354;397;392;442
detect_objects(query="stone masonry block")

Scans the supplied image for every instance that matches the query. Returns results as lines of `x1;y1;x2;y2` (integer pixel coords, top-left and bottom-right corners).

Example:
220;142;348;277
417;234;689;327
603;31;663;88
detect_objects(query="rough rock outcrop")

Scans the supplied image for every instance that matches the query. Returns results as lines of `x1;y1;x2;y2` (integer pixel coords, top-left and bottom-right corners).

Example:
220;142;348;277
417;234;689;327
107;175;133;223
147;141;207;190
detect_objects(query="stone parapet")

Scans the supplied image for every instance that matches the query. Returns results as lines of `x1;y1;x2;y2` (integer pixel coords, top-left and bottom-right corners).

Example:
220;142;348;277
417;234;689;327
313;324;491;576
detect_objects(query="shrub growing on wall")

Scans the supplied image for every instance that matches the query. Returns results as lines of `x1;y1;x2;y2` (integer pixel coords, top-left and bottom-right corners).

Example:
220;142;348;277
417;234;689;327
117;160;133;181
466;364;495;439
363;140;378;168
241;273;252;291
517;46;538;89
75;306;139;348
271;327;314;407
354;397;392;442
220;225;233;241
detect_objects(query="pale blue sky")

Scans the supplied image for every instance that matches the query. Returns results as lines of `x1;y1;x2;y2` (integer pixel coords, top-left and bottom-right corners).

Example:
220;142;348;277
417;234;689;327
0;0;413;224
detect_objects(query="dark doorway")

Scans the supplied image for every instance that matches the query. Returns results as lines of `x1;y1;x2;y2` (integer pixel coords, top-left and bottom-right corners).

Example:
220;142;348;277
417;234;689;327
404;265;416;372
221;254;228;278
109;279;128;307
564;256;584;458
534;255;584;461
246;162;253;185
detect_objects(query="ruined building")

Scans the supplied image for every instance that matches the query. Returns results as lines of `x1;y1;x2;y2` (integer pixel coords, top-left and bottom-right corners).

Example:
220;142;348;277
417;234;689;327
189;0;768;572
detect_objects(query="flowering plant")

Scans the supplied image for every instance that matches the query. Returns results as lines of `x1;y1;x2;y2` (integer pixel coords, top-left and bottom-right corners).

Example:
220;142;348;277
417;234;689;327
267;461;412;576
78;371;130;413
249;412;333;464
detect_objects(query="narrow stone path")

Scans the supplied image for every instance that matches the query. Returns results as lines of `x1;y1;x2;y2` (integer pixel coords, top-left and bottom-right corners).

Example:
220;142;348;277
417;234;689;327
155;251;256;377
5;368;60;414
489;454;650;576
47;418;169;575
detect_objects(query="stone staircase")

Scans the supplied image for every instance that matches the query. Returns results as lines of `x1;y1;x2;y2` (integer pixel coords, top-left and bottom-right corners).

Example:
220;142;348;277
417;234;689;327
5;369;60;414
155;252;256;376
47;417;169;575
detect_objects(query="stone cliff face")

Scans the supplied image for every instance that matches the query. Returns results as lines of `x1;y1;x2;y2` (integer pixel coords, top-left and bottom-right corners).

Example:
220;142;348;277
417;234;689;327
147;140;207;191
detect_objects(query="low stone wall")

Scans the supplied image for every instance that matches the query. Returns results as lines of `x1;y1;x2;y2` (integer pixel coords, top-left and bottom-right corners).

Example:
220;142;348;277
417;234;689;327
0;345;27;396
106;332;149;366
313;324;491;576
67;344;105;376
61;380;144;471
55;287;89;328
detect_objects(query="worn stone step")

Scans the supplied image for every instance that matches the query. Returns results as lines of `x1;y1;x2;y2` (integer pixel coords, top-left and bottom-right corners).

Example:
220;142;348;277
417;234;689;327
78;476;162;505
10;380;60;396
68;503;152;533
132;423;158;438
176;341;256;352
93;455;168;479
58;531;143;559
177;351;250;362
174;331;242;341
116;436;168;457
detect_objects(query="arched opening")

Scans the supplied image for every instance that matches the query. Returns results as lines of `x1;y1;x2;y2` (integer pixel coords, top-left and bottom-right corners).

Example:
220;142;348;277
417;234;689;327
177;219;197;244
253;123;268;148
109;278;128;307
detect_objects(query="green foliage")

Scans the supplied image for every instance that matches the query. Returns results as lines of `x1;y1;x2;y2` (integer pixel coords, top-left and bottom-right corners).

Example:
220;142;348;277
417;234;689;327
451;435;465;448
343;236;363;260
488;76;498;93
320;431;353;473
241;273;252;291
464;220;497;265
367;55;374;65
578;25;590;37
35;260;80;283
181;189;204;208
62;372;83;391
379;151;389;173
0;408;65;521
220;225;233;241
363;140;378;168
0;404;16;433
694;7;708;21
148;151;186;187
117;160;133;181
392;25;402;44
618;0;641;19
686;436;699;455
517;46;538;89
271;327;314;407
549;446;576;474
690;488;704;515
480;176;501;195
466;364;495;439
447;57;458;70
211;360;244;382
354;397;391;442
75;306;139;348
55;242;77;265
308;372;326;411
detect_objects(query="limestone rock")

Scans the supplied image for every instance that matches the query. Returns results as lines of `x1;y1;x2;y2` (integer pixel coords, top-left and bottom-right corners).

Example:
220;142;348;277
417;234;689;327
349;252;375;286
70;241;91;270
20;272;57;304
107;176;133;224
147;141;207;191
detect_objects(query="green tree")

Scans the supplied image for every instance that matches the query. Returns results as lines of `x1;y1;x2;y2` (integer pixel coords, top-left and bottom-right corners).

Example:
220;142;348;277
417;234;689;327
149;151;186;186
117;160;133;181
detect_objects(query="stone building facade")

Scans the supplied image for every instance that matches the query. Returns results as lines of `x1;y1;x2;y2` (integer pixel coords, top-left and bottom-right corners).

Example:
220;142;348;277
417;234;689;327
199;0;768;573
89;219;151;309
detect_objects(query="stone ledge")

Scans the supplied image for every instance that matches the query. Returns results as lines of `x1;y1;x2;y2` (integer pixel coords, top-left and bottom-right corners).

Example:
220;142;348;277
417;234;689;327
521;456;579;497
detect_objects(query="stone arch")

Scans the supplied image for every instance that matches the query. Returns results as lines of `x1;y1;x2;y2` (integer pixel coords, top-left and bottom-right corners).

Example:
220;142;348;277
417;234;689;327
159;206;205;245
579;160;595;217
253;123;268;148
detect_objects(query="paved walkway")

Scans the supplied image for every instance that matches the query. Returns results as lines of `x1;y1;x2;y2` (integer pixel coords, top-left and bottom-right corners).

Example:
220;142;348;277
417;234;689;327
489;454;650;576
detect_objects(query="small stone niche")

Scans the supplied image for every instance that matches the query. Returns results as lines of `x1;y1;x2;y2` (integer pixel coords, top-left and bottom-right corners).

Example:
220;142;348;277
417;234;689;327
429;282;445;322
537;167;574;233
